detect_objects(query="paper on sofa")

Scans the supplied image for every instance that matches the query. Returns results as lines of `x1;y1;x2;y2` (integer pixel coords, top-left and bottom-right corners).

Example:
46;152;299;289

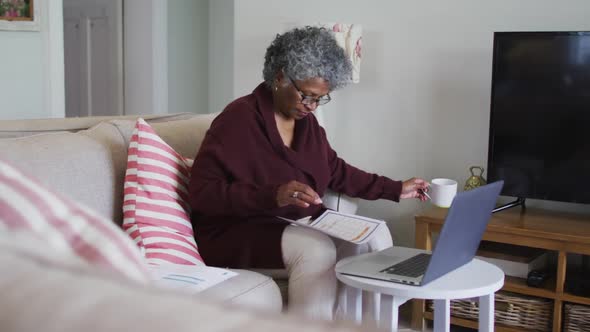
148;264;238;294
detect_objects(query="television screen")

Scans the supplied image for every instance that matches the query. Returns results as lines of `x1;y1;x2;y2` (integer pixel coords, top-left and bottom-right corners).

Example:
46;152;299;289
488;31;590;204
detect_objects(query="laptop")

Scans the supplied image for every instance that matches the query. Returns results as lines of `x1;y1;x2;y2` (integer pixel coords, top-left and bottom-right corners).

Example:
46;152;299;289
336;181;504;286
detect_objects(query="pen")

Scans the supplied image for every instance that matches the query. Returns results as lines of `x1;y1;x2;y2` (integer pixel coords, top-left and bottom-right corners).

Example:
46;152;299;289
419;189;431;200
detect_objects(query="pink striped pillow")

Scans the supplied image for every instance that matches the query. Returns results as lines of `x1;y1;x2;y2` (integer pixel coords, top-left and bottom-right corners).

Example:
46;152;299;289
123;118;205;266
0;159;149;282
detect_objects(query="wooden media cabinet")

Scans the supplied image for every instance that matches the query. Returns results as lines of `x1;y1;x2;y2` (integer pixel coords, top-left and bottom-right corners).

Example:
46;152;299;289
412;207;590;331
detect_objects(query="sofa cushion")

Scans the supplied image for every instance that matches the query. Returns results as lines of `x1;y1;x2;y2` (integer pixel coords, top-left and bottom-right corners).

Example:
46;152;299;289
0;114;218;226
123;119;204;266
0;159;149;282
111;113;218;160
0;122;129;225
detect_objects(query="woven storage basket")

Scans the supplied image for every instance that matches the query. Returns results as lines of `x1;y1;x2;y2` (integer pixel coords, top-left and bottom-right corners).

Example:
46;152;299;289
564;303;590;332
427;291;552;331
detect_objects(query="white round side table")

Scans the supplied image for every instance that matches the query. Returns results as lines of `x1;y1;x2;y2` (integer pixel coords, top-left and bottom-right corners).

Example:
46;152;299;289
336;247;504;332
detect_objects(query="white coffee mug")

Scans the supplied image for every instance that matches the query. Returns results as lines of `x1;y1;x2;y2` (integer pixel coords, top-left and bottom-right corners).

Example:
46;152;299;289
429;178;458;208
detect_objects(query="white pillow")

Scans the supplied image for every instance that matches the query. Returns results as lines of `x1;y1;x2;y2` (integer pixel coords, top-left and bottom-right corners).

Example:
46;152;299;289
0;159;149;283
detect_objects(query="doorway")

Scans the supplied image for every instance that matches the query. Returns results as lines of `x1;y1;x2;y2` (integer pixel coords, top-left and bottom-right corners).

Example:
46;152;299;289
63;0;123;117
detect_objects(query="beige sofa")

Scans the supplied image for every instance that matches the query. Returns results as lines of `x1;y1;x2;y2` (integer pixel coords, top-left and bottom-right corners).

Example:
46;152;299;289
0;112;361;331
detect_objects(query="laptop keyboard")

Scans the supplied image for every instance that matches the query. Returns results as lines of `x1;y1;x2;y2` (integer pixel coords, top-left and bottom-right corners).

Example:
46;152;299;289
380;253;431;278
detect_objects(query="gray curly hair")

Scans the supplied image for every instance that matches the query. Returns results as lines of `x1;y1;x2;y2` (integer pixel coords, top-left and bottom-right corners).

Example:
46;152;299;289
263;26;352;91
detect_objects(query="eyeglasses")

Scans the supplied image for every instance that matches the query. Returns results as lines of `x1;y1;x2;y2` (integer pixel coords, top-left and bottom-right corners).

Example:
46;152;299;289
288;75;331;106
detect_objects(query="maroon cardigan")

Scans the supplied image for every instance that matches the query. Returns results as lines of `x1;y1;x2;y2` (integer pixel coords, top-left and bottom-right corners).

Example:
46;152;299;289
189;83;402;269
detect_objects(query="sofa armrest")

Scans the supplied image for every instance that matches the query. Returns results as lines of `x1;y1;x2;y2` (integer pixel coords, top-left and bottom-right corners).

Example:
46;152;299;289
322;190;359;214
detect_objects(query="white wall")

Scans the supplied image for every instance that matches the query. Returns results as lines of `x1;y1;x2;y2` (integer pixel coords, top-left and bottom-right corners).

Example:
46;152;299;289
168;0;209;114
0;28;45;120
232;0;590;246
208;0;234;114
0;0;64;120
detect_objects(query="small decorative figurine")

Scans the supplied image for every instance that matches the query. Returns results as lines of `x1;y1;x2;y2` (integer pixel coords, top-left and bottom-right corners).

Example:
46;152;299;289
464;166;487;191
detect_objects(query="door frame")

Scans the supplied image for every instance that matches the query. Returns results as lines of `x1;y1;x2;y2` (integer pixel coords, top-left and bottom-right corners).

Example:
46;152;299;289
113;0;124;115
44;0;66;118
57;0;169;117
123;0;168;116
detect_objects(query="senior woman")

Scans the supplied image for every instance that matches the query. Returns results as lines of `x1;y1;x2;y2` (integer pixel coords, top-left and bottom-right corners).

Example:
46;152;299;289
189;26;428;320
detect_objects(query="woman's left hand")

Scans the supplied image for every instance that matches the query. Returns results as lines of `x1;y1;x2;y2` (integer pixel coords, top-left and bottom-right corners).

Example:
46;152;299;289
400;177;429;201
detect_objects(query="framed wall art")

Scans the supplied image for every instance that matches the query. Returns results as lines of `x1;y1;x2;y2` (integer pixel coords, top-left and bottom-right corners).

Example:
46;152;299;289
0;0;40;31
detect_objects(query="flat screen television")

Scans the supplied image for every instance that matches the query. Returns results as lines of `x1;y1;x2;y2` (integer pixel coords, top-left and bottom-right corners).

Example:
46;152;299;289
487;31;590;209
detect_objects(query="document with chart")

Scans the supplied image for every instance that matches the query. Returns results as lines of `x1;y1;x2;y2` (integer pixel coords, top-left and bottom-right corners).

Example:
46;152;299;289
147;264;238;294
278;210;385;244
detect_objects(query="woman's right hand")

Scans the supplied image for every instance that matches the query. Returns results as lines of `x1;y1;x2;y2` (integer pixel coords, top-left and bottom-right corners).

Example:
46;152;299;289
401;177;430;201
276;180;323;208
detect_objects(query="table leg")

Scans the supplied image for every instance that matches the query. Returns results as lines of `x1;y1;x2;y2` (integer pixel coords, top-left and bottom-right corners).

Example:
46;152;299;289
380;295;409;332
362;290;380;322
433;299;450;332
346;285;362;323
412;220;432;331
479;293;495;332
